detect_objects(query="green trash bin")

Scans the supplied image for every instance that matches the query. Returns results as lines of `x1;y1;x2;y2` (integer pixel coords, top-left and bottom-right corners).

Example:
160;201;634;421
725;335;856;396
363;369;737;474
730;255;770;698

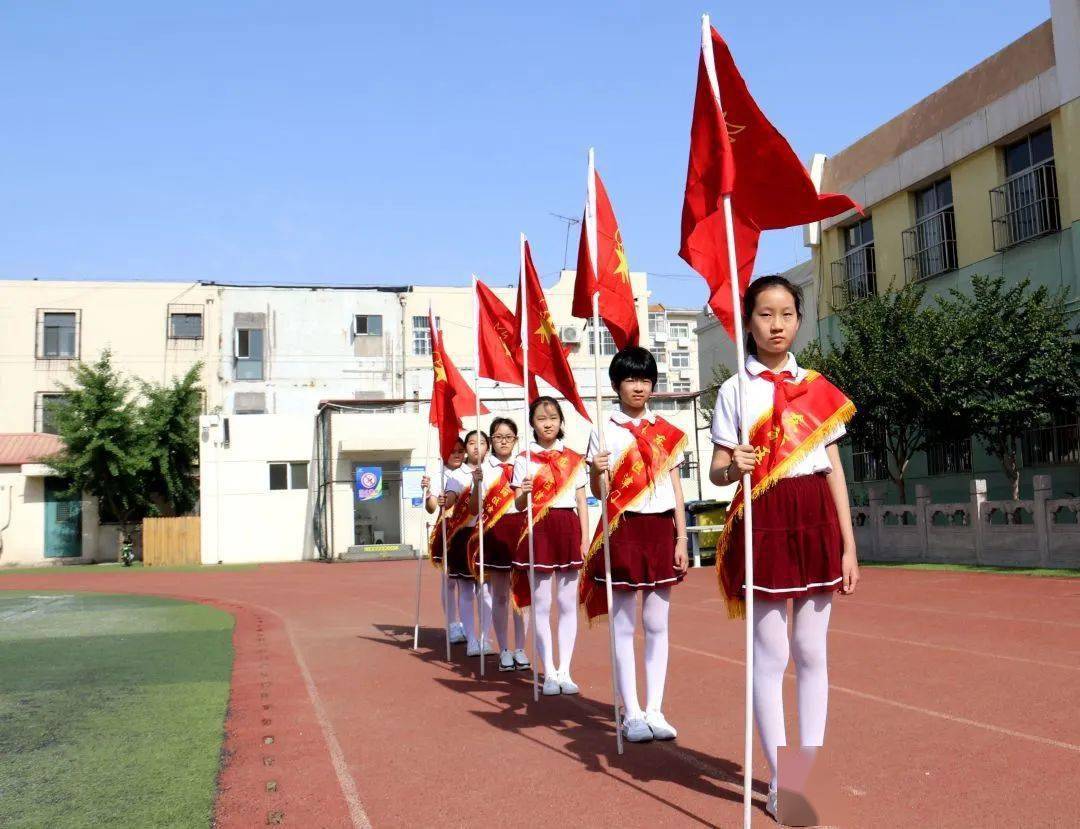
685;499;729;565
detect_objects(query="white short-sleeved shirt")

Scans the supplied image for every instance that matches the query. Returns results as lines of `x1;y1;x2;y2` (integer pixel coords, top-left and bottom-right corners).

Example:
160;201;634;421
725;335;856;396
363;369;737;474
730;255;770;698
511;440;587;509
586;409;681;514
427;465;462;497
445;464;479;527
710;353;845;478
484;453;519;515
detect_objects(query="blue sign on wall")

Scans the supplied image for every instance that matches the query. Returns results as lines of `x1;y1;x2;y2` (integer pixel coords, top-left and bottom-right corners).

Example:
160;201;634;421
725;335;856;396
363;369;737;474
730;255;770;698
355;467;383;501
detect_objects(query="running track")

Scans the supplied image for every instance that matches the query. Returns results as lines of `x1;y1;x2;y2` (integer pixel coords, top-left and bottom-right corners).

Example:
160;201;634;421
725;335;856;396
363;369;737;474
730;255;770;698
3;562;1078;828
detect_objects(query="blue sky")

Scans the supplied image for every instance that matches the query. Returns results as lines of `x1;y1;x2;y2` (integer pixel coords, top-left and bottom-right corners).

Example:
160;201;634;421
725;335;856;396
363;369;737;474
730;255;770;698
0;2;1051;308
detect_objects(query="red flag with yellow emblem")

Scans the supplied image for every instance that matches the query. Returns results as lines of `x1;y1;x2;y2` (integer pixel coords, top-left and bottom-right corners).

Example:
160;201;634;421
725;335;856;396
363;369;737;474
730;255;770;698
572;162;639;350
475;278;524;386
428;307;488;462
516;239;590;421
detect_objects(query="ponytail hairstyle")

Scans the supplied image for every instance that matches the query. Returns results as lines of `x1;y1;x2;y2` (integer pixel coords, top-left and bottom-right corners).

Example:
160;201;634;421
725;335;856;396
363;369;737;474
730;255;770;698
489;416;518;437
528;396;565;441
742;274;804;356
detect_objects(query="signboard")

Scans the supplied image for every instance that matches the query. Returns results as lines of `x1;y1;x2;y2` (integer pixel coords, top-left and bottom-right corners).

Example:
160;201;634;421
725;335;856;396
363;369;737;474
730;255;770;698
355;467;383;501
402;465;426;500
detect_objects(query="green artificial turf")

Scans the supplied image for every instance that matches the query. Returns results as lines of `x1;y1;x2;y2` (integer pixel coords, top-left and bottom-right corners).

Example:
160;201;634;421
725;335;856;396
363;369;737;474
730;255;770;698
0;592;234;828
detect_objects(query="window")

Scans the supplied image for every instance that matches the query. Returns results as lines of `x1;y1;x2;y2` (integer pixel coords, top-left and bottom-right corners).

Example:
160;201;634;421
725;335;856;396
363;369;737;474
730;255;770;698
851;431;887;482
670;349;690;369
991;127;1059;250
648;344;667;365
1021;409;1079;467
169;312;203;340
35;392;70;434
269;461;309;490
39;311;78;358
903;177;956;281
354;315;382;336
413;315;440;355
671;380;692;393
832;218;876;308
585;320;617;356
235;328;264;381
655;374;668;393
648;312;667;340
669;322;690;340
926;438;972;476
680;451;694;480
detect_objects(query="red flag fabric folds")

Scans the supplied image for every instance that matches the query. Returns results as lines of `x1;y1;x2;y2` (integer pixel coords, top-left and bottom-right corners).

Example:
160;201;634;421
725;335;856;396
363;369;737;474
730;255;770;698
428;308;488;462
476;279;524;386
679;27;860;340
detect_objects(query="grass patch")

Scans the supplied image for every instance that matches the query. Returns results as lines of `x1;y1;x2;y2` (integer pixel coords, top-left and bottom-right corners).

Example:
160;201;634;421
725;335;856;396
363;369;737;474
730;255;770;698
861;561;1080;578
0;562;259;577
0;592;234;828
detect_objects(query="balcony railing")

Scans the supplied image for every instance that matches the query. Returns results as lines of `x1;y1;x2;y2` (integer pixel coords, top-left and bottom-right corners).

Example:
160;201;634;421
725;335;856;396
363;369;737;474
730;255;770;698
990;160;1060;251
902;208;957;282
927;438;972;476
831;245;877;309
1021;419;1079;467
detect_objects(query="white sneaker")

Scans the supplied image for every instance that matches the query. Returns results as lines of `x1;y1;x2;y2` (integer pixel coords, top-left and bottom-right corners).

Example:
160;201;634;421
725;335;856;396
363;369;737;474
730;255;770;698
512;649;531;670
480;639;497;656
449;623;467;644
557;672;580;695
498;650;515;671
765;787;777;819
466;638;480;657
644;709;677;740
542;675;562;696
622;716;653;743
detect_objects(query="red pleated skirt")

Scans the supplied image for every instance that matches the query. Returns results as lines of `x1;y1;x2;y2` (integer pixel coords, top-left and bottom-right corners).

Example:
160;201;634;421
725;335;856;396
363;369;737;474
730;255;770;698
447;528;474;580
722;473;843;602
589;511;684;591
477;512;523;571
511;508;583;571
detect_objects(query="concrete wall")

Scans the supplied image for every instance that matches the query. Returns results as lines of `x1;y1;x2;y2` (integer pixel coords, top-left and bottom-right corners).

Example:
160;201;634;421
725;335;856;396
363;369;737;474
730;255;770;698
0;468;100;566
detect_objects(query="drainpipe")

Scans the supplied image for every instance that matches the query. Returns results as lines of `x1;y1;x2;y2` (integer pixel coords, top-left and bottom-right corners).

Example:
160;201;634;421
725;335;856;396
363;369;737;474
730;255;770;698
398;293;408;401
0;483;12;561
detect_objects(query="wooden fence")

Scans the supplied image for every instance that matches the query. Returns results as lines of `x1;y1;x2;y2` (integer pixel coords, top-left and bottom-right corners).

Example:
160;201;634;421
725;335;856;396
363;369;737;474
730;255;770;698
142;516;201;567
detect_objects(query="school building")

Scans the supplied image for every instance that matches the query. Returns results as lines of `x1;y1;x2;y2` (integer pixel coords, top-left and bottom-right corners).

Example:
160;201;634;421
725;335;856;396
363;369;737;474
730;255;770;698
0;272;719;565
803;2;1080;504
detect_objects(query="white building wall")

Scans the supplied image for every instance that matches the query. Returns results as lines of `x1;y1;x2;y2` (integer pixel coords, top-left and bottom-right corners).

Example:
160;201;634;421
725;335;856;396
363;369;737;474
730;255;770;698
0;468;100;566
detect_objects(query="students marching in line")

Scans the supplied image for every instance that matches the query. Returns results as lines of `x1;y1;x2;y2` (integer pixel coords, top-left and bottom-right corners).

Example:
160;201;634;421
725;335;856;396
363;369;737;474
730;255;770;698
511;396;588;696
422;437;467;644
468;417;531;672
585;346;689;743
709;275;860;819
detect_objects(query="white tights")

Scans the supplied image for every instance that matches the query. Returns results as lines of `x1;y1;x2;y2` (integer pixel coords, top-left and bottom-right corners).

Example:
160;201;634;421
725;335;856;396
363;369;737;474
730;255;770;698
753;594;833;789
532;570;579;677
611;587;671;719
441;577;461;625
479;572;528;651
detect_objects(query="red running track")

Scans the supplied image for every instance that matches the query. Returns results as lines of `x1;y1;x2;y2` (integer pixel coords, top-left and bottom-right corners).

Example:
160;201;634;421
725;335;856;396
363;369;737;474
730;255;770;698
3;562;1079;827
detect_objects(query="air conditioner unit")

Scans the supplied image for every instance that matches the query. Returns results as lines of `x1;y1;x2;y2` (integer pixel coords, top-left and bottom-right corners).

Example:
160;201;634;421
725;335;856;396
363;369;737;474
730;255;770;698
677;336;691;348
680;369;693;380
656;362;669;374
560;326;580;344
653;332;668;343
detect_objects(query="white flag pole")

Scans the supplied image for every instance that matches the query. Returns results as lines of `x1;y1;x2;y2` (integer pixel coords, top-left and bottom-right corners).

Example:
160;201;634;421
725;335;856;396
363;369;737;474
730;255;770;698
521;233;540;702
587;148;624;756
472;275;487;677
434;310;453;663
414;420;434;651
702;14;755;828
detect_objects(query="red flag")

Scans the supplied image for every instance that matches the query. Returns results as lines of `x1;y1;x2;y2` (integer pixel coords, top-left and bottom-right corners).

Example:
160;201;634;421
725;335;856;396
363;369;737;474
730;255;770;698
679;26;860;340
428;309;488;462
572;162;639;350
516;240;591;422
476;279;524;386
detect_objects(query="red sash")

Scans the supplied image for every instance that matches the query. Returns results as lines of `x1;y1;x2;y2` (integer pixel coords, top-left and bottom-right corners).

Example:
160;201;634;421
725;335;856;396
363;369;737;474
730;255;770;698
716;370;855;618
427;481;472;568
466;463;515;580
580;416;687;620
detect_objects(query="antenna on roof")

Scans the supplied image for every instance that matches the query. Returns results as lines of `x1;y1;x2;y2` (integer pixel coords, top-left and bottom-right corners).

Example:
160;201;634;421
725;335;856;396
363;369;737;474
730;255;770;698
549;212;581;270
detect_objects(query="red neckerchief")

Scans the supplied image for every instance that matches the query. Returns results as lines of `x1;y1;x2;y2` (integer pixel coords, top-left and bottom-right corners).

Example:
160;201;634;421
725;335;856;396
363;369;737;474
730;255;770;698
614;418;656;488
758;369;810;454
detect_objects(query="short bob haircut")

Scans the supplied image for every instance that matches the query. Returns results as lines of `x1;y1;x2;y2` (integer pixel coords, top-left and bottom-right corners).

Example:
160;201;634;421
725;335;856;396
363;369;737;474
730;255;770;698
742;275;803;356
488;416;518;436
528;396;565;441
609;345;658;390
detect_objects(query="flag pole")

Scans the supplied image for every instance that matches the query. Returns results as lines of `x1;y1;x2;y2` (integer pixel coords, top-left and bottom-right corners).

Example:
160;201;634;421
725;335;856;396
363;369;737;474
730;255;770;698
521;233;540;702
414;421;434;651
472;275;487;677
587;147;624;755
434;310;453;663
702;14;755;828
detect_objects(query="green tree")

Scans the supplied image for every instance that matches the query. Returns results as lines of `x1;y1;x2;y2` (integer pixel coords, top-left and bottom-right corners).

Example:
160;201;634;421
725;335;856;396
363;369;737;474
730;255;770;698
934;276;1080;500
806;284;949;502
697;361;734;425
139;364;204;516
45;350;149;538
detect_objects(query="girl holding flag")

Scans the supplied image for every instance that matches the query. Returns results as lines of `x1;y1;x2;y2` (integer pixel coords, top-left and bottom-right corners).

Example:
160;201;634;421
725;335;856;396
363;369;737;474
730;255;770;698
709;275;859;816
469;416;531;672
511;396;588;696
585;346;689;743
449;429;493;657
422;437;467;645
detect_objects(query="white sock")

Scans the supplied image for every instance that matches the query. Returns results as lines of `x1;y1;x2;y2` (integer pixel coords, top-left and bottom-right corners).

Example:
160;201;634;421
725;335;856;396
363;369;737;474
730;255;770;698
532;572;556;676
611;591;642;718
488;573;510;651
642;587;671;713
458;581;477;644
514;605;528;651
792;593;832;748
753;598;790;790
555;570;579;676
